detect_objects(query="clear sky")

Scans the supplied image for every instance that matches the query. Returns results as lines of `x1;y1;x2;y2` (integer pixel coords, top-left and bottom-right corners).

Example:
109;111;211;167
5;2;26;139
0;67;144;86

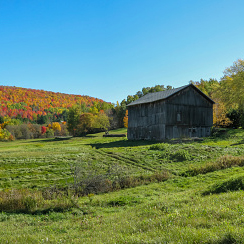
1;0;244;104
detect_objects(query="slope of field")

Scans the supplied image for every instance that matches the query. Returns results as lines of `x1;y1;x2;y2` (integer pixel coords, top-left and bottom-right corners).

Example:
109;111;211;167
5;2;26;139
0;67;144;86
0;86;109;121
1;129;244;243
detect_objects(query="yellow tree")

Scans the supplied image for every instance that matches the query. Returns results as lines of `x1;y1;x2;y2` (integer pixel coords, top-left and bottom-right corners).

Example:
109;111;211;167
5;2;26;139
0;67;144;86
219;59;244;127
123;110;128;128
213;99;231;127
194;79;231;127
52;122;61;131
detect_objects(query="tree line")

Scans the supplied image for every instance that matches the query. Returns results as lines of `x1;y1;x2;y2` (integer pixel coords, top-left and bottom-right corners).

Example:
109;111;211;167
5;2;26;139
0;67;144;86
1;59;244;141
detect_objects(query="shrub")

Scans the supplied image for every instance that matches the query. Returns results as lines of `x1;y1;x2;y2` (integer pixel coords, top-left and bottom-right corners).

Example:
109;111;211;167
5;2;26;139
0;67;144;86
5;124;39;139
20;124;33;139
60;123;69;136
41;126;47;134
45;128;54;138
28;124;41;138
0;128;12;141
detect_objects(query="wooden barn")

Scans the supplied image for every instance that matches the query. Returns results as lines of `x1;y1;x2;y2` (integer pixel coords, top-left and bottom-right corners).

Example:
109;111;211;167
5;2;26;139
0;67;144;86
127;84;215;140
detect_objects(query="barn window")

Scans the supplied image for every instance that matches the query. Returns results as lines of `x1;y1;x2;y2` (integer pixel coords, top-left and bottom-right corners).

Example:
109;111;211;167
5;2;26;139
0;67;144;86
177;112;181;122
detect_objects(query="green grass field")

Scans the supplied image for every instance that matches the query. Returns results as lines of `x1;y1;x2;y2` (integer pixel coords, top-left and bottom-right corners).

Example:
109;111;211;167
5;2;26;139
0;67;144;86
1;128;244;243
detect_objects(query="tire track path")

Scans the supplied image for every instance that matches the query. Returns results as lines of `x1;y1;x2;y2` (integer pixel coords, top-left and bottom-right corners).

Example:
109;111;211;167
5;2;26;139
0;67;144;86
95;149;155;172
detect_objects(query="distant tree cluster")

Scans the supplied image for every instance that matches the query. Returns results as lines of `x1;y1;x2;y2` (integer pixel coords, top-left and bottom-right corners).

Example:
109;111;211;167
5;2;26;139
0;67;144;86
0;86;110;124
67;106;110;136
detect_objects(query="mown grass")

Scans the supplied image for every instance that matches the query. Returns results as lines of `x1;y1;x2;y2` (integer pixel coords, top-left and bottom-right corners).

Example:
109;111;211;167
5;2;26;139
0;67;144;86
1;128;244;243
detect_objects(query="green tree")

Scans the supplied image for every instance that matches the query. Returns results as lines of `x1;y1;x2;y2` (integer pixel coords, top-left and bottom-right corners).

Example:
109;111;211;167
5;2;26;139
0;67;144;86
77;113;94;135
37;115;49;125
67;106;81;136
93;112;110;131
219;59;244;126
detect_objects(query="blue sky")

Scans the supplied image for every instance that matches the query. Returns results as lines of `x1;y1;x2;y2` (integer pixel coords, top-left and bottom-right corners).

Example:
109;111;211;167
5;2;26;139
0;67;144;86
1;0;244;103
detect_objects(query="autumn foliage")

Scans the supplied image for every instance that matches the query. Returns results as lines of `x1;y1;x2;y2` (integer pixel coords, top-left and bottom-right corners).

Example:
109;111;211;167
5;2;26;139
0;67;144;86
0;86;110;123
123;110;128;128
41;126;47;134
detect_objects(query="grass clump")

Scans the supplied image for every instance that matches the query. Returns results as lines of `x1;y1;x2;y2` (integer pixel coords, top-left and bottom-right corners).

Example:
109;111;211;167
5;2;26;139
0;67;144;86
182;155;244;176
203;176;244;195
0;188;76;213
149;143;170;151
0;189;42;213
170;149;191;161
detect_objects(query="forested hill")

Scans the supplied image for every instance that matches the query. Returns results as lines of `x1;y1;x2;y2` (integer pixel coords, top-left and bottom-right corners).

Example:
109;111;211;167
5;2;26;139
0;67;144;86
0;86;111;123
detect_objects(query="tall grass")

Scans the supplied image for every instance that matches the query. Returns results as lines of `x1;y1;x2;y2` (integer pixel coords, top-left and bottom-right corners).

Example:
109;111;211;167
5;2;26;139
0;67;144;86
0;189;75;213
182;155;244;176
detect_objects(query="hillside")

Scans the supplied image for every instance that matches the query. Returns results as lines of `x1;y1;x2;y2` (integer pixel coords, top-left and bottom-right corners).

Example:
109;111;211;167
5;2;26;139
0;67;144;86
0;86;110;122
1;129;244;242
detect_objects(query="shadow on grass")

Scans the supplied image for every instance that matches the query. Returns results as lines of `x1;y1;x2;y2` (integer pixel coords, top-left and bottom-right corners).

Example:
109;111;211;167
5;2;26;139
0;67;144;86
21;137;74;144
231;139;244;146
89;139;159;149
3;206;72;215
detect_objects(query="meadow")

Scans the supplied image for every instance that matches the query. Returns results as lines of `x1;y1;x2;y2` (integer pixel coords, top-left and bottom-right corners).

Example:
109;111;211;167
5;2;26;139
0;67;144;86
1;128;244;243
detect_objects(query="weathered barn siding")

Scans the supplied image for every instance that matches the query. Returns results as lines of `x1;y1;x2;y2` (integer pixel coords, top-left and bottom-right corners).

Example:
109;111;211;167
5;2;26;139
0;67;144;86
127;100;167;140
127;84;214;140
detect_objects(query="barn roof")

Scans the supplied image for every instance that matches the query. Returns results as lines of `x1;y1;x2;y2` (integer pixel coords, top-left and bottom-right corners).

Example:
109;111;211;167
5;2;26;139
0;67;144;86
127;83;215;107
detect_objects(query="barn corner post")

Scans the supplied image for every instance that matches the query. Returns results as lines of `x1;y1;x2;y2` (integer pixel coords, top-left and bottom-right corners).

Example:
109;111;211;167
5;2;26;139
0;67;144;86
127;84;215;141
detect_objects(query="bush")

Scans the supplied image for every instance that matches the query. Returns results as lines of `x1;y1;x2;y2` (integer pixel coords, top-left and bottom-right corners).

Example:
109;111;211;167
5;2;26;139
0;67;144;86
60;123;69;136
45;128;54;138
41;126;47;134
0;128;12;141
5;124;39;139
28;124;41;138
